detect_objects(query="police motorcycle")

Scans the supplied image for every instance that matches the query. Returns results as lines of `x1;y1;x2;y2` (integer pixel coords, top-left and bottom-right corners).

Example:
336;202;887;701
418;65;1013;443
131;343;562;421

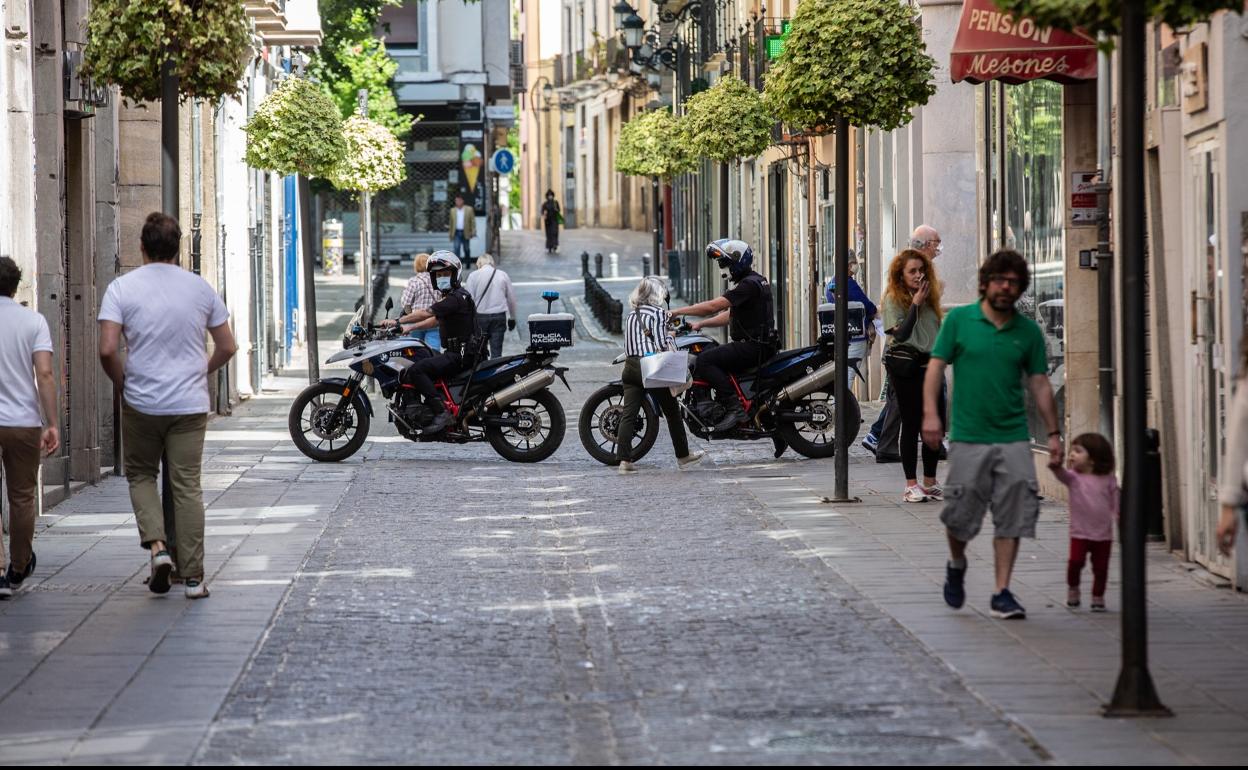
287;292;575;463
578;303;863;464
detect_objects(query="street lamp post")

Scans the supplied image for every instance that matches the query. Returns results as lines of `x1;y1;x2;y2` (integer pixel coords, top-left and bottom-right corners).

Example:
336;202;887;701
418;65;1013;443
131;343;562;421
529;75;555;224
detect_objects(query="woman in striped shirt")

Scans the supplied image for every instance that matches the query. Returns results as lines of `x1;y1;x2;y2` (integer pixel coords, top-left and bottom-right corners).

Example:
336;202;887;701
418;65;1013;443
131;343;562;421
617;277;704;473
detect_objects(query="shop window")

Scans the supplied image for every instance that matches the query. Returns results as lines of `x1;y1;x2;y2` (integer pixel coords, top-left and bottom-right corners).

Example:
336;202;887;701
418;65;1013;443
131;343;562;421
987;79;1066;444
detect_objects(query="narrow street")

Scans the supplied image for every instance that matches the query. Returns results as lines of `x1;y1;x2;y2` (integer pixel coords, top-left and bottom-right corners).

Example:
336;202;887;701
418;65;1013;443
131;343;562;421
1;230;1245;764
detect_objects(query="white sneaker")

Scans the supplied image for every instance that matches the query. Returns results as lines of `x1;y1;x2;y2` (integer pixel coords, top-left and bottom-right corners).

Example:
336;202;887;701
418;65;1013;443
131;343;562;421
922;483;944;501
677;450;706;469
184;579;210;599
618;461;638;474
903;485;928;503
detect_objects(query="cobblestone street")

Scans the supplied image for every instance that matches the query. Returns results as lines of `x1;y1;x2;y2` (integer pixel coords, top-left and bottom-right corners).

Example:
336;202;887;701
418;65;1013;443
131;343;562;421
2;229;1246;764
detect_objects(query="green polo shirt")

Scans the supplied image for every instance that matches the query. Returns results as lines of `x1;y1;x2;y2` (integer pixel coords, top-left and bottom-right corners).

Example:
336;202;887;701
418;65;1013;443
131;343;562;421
930;301;1048;444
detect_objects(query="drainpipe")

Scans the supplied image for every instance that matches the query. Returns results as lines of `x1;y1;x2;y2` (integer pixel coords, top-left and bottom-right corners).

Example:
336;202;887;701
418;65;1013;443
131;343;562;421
1096;38;1115;441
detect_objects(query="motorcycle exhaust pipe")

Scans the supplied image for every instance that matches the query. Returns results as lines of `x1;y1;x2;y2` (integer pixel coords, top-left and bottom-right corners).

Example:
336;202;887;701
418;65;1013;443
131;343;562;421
776;361;839;403
484;370;557;410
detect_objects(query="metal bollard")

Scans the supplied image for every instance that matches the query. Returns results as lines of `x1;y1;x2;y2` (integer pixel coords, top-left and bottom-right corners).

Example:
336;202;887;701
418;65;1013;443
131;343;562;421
581;250;590;275
594;252;603;278
642;252;652;276
609;252;619;278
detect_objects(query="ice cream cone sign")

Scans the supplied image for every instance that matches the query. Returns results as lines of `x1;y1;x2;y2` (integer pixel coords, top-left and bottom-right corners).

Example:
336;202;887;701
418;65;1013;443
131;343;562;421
461;143;483;191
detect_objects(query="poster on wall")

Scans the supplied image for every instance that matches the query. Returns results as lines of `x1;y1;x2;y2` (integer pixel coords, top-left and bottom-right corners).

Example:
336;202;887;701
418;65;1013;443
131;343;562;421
1071;171;1098;225
459;126;487;212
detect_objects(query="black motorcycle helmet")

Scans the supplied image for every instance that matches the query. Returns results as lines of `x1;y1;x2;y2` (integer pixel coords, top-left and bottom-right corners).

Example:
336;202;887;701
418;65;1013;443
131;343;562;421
706;238;754;283
426;250;462;294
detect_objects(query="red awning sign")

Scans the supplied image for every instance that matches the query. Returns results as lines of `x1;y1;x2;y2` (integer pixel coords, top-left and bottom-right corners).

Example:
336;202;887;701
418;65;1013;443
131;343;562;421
950;0;1098;85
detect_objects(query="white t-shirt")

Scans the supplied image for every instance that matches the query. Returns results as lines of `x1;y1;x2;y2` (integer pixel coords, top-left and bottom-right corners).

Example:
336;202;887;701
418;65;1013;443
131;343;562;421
98;262;229;416
456;207;465;231
0;297;54;428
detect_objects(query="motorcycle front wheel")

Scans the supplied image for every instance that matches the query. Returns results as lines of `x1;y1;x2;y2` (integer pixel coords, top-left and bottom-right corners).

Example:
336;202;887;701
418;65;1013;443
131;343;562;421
577;383;658;465
288;382;371;462
485;388;566;463
776;389;861;459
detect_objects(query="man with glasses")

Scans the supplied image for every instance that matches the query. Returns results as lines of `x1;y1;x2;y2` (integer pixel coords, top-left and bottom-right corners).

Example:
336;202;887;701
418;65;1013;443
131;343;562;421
922;249;1061;620
863;224;943;462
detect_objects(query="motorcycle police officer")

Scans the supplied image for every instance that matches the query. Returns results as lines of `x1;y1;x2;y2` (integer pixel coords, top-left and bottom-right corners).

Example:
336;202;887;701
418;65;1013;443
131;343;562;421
384;251;479;434
672;239;777;433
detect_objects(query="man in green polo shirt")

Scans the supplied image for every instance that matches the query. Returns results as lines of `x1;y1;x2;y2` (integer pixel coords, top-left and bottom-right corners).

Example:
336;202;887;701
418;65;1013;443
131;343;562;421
921;249;1062;620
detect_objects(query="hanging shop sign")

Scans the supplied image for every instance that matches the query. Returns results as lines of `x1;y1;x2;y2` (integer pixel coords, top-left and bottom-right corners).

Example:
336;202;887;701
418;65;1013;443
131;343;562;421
950;0;1097;85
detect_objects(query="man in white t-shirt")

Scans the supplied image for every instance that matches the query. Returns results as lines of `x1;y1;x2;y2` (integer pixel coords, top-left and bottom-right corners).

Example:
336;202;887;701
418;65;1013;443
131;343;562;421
464;253;517;359
99;213;237;599
0;257;60;598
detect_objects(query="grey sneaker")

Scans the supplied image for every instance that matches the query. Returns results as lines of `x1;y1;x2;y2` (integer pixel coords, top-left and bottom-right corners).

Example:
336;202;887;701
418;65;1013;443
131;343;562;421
618;460;638;474
677;450;706;469
184;579;210;599
149;550;174;595
0;574;12;599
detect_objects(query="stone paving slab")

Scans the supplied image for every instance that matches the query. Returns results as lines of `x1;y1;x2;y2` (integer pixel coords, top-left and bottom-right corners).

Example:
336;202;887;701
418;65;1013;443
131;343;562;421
708;423;1248;766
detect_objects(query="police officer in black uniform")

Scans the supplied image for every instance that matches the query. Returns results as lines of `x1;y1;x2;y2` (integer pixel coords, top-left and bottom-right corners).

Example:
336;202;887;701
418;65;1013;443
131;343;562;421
385;251;479;434
672;239;777;433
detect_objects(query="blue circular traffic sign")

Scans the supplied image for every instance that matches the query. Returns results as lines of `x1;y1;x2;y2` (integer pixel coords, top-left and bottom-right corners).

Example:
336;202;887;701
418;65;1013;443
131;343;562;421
491;149;515;174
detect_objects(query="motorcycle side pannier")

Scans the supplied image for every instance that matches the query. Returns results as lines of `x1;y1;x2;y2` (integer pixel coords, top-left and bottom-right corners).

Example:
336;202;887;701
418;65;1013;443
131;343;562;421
528;312;575;349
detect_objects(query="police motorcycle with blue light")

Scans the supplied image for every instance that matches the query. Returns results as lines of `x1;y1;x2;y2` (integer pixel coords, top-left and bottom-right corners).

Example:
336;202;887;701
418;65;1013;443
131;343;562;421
577;239;861;463
287;251;573;463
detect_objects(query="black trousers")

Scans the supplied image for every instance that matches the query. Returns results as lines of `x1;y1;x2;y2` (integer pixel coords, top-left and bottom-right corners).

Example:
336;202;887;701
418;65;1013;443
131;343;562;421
892;368;945;481
402;351;465;413
694;340;772;403
544;220;559;249
617;357;690;462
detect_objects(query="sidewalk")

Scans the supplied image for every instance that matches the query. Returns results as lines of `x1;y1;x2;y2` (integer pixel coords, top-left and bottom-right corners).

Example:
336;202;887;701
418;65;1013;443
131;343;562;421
0;383;346;764
716;435;1248;764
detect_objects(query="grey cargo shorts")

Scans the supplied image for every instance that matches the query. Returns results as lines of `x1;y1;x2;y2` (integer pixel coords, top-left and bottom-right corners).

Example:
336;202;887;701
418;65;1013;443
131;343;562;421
940;441;1041;541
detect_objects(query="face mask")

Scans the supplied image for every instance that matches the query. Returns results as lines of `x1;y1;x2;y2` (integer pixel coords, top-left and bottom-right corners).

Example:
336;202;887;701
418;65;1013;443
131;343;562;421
934;244;944;258
436;276;452;291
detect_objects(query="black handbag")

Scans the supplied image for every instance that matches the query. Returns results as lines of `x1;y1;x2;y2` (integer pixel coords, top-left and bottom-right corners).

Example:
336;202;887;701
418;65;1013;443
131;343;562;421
883;344;930;380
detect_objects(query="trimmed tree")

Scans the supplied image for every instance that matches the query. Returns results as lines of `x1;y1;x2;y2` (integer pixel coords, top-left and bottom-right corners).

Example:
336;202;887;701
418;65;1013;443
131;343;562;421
682;75;773;163
328;115;408;192
244;78;347;178
616;109;695;180
763;0;936;501
82;0;250;102
990;0;1244;38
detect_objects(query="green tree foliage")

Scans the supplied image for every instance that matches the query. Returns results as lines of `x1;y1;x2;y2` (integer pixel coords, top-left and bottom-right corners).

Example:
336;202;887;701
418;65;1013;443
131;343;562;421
311;1;413;138
244;78;347;178
616;110;696;180
990;0;1244;38
328;116;407;192
764;0;936;133
82;0;250;102
682;75;773;163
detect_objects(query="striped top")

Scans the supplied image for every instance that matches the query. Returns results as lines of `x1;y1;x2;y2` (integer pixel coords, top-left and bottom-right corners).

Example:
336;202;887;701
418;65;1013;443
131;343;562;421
624;304;675;357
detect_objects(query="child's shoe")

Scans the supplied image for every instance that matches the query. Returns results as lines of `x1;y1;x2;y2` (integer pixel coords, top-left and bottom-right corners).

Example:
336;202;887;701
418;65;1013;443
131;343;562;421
1090;596;1106;612
1066;588;1080;608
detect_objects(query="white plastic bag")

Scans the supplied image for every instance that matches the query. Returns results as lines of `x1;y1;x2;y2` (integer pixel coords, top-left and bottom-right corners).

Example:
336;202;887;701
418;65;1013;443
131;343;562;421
640;350;689;389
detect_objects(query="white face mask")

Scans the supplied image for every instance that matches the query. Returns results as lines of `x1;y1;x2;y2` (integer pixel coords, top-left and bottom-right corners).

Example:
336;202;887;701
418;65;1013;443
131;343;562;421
436;276;452;291
934;243;944;258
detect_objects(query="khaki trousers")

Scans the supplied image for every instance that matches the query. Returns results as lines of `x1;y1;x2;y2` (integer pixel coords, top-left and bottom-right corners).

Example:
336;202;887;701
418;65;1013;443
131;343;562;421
122;404;208;579
0;426;41;572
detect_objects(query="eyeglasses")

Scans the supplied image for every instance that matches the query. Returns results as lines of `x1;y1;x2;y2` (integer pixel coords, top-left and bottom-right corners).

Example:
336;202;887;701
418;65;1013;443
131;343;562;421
988;274;1022;288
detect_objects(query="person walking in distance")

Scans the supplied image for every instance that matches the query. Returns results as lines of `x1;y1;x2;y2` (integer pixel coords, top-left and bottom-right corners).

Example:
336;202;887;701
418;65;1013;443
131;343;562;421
0;258;60;598
1050;433;1119;612
98;213;238;599
880;249;945;503
464;253;518;360
401;253;441;351
923;249;1060;620
541;190;562;253
616;276;705;474
864;224;943;461
448;193;477;267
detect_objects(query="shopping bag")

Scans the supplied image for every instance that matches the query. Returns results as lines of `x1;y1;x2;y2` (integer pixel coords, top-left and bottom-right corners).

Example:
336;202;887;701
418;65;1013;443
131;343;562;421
640;350;689;389
669;369;694;397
